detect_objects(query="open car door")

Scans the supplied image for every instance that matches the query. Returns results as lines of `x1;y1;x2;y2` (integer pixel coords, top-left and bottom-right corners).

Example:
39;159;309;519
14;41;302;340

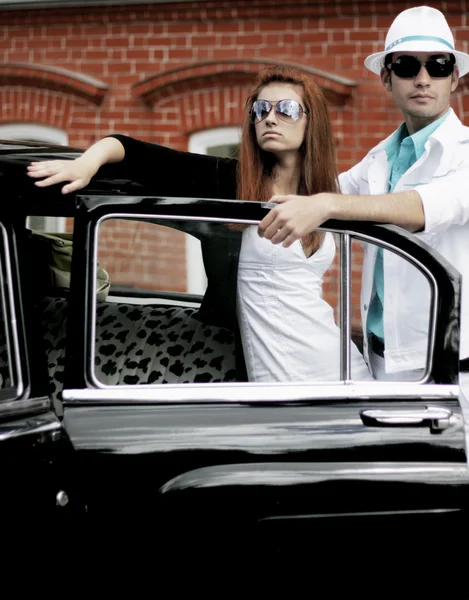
54;195;468;565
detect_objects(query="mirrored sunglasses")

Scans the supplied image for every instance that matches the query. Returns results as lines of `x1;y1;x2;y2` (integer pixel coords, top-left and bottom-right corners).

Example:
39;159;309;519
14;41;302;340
250;99;308;124
385;55;455;79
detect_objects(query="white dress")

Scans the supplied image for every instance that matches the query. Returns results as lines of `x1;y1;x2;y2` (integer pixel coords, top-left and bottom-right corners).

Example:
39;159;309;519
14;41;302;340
236;226;372;382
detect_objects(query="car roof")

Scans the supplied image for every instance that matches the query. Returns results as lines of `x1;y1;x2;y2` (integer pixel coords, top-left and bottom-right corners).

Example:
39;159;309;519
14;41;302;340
0;139;145;217
0;138;83;154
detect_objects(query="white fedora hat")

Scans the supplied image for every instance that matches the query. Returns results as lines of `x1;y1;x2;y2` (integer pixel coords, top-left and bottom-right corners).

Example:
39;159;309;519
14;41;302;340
365;6;469;77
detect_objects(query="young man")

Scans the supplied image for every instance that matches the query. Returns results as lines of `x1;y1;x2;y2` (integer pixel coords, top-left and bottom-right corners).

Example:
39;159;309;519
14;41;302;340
258;6;469;387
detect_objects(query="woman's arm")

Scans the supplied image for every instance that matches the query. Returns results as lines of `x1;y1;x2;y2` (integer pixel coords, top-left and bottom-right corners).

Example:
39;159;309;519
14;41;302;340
27;137;126;194
109;134;238;199
27;134;238;200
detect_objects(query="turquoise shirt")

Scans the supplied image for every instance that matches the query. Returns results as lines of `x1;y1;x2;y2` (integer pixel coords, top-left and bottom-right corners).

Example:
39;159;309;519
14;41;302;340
366;110;450;341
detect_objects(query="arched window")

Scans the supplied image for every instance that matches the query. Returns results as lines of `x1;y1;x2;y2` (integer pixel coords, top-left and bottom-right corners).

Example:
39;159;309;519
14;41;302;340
186;127;240;294
0;124;68;232
0;123;68;145
189;126;240;159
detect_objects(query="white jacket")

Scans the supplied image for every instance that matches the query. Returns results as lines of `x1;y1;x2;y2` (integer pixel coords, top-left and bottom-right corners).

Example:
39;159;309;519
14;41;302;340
339;109;469;372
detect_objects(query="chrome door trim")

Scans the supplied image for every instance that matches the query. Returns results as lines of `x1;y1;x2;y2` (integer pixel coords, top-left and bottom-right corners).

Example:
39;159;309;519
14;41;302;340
62;382;459;404
339;232;352;380
0;408;60;442
329;227;438;384
89;216;440;389
0;222;24;397
0;396;50;419
159;461;469;494
89;213;261;390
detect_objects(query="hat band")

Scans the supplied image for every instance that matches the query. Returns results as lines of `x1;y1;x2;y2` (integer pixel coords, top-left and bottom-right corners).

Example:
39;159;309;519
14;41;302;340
386;35;454;52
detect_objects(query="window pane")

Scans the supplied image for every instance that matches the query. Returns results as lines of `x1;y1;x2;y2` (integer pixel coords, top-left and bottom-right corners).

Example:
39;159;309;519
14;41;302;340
98;219;188;294
94;217;238;386
27;216;66;233
93;217;433;386
206;143;239;159
355;239;432;382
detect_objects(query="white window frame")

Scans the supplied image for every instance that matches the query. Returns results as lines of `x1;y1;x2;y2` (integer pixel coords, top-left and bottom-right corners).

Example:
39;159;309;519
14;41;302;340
186;127;241;294
0;124;68;232
0;123;67;145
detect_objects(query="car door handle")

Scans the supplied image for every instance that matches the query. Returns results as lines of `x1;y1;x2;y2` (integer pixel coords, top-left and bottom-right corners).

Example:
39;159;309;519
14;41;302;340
360;406;453;432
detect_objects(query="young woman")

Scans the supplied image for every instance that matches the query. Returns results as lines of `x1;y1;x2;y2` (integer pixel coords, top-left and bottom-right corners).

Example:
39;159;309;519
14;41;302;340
28;65;371;382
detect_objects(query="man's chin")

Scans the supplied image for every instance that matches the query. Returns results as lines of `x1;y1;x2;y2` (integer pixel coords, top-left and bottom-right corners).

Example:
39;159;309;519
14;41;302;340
407;108;439;120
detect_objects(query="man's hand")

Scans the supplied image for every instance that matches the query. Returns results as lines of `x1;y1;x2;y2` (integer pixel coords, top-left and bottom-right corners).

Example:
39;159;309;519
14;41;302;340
258;189;425;244
258;194;331;247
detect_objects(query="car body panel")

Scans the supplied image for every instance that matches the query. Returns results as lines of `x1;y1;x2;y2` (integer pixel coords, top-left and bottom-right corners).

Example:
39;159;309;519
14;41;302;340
0;140;467;554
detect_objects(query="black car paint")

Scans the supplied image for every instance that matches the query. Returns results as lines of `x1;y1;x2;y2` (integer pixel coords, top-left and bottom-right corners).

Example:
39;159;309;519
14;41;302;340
0;141;468;564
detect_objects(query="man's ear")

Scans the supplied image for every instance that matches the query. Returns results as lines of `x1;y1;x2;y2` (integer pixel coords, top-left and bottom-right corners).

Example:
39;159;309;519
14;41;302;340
381;67;392;91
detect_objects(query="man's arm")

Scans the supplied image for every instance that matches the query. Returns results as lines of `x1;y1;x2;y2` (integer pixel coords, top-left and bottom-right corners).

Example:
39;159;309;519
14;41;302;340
258;190;424;248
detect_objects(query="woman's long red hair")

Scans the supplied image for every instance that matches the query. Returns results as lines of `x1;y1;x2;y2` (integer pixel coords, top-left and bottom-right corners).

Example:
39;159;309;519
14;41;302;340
237;65;338;251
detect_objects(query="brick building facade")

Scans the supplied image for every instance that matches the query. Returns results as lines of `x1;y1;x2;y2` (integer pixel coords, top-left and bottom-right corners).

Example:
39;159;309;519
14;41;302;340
1;0;468;323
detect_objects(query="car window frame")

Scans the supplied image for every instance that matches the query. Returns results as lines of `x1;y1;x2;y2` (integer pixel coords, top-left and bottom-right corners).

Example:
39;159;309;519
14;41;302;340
0;221;25;402
60;195;460;403
82;212;442;394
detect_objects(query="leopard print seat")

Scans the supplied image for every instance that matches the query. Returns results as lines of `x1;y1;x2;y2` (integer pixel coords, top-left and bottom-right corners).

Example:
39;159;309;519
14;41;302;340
38;296;237;400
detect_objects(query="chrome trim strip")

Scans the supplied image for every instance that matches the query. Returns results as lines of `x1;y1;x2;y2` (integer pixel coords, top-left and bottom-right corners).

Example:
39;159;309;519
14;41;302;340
89;213;263;389
90;222;99;386
0;409;60;442
89;215;440;390
339;233;351;380
0;397;50;419
62;382;460;404
160;462;469;493
0;223;24;397
329;228;439;384
262;508;461;521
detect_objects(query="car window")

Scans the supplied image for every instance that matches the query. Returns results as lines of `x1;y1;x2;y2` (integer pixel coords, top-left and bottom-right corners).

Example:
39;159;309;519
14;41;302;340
93;217;238;386
350;238;431;382
91;216;434;387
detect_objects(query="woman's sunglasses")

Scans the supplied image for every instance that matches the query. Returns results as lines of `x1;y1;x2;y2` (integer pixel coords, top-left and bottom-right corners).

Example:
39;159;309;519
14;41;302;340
250;99;308;124
385;55;455;79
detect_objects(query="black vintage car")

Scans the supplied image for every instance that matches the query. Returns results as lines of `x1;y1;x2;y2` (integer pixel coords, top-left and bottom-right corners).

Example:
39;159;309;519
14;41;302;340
0;139;468;574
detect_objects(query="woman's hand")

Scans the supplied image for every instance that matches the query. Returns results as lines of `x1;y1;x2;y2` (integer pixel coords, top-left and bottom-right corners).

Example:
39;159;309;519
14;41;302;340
26;137;125;194
258;193;332;247
27;157;98;194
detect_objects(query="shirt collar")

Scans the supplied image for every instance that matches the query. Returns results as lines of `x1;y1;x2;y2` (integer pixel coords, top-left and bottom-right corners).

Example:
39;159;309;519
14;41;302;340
383;108;452;161
409;109;451;160
384;122;408;161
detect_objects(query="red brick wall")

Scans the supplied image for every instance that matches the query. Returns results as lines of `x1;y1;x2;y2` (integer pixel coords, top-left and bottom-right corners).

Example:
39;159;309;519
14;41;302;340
1;0;468;323
98;219;187;291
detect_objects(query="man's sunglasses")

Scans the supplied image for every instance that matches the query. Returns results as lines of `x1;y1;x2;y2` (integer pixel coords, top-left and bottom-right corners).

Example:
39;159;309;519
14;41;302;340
385;55;455;79
250;99;308;124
